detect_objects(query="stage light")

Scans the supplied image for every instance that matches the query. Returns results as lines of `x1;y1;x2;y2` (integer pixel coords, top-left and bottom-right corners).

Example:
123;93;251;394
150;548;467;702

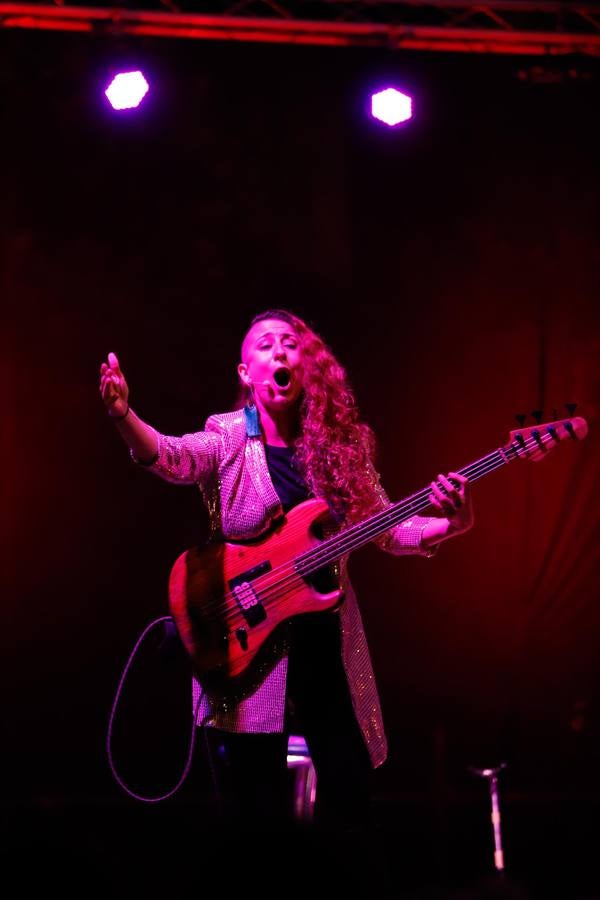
371;88;412;127
105;71;150;111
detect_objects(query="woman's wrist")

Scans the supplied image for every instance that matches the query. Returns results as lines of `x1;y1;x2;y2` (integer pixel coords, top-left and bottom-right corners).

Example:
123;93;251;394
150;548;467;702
108;404;130;421
421;517;449;548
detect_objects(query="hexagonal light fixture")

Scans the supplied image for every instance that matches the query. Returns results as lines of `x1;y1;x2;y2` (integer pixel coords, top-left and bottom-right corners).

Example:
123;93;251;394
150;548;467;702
105;71;150;111
371;87;413;127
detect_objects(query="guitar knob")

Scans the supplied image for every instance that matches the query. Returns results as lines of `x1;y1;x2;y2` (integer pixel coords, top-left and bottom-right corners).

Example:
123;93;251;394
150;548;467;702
235;628;249;651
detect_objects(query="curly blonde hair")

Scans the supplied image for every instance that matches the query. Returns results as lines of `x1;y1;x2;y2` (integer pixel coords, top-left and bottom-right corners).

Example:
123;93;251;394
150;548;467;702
238;309;380;525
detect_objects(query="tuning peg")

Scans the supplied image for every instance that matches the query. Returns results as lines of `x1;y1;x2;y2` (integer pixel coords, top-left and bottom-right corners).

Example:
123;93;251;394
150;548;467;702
565;403;577;416
515;413;527;426
531;409;543;425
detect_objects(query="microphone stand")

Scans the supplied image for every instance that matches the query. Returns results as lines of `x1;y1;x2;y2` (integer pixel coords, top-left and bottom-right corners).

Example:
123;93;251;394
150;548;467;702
468;763;508;874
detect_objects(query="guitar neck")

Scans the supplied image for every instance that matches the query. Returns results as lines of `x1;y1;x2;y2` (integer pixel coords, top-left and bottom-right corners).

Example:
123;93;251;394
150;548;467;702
296;418;585;577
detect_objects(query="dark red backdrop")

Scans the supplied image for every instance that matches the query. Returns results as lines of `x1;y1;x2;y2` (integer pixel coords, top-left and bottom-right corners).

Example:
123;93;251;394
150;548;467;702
1;32;598;833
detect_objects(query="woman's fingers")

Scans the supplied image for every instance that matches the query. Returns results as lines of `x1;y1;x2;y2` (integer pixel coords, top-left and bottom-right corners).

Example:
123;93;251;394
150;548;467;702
100;371;119;390
100;369;124;404
439;473;461;508
100;378;116;402
100;353;125;393
99;352;129;414
430;473;465;514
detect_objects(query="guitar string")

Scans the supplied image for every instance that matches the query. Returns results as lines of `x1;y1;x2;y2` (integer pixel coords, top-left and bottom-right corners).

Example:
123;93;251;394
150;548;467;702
290;424;580;585
186;450;504;627
297;453;504;567
190;426;562;630
193;428;559;629
250;423;573;595
210;453;508;629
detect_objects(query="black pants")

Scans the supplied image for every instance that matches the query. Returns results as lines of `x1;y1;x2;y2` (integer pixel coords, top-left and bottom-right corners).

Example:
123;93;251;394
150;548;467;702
201;612;372;830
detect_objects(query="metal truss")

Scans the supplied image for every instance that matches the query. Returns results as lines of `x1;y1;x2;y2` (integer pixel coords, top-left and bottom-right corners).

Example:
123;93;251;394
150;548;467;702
1;1;600;55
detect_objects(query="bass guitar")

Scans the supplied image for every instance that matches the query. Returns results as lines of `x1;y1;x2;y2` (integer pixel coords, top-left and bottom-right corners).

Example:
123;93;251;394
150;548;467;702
168;416;587;688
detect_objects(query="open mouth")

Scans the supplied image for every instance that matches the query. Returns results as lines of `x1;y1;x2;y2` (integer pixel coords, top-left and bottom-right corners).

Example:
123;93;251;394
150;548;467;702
273;367;291;388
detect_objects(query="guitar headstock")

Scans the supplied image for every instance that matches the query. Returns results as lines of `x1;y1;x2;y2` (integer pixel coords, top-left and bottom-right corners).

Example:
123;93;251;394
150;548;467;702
504;417;588;462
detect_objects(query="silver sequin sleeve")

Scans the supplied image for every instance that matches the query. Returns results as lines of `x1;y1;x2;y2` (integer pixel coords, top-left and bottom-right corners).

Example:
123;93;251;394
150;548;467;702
131;415;226;487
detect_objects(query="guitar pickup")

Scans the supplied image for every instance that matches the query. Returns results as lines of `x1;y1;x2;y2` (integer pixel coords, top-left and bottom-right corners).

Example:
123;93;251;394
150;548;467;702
229;563;270;626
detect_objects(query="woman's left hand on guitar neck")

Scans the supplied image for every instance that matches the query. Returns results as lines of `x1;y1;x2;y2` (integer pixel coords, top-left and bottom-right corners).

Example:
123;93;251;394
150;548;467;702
421;472;475;549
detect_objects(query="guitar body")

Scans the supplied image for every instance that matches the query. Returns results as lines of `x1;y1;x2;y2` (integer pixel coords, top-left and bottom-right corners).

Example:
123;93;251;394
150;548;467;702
168;497;342;687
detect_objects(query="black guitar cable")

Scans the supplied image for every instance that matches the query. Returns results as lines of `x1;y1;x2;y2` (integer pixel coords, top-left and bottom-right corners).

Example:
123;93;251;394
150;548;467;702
106;615;208;803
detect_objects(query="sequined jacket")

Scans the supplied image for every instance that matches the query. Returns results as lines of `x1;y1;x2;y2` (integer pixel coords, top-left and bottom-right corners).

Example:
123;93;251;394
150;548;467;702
137;406;437;768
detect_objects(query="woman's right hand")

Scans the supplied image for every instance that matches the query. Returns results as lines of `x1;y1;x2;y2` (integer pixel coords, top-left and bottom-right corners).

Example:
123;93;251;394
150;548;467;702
99;352;130;418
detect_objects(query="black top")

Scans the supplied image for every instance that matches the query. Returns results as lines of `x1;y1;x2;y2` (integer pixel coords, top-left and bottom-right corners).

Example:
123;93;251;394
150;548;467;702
264;444;309;512
264;443;352;733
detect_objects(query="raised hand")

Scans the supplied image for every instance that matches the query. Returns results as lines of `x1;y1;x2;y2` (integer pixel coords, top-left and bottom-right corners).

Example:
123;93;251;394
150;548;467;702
99;351;129;418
